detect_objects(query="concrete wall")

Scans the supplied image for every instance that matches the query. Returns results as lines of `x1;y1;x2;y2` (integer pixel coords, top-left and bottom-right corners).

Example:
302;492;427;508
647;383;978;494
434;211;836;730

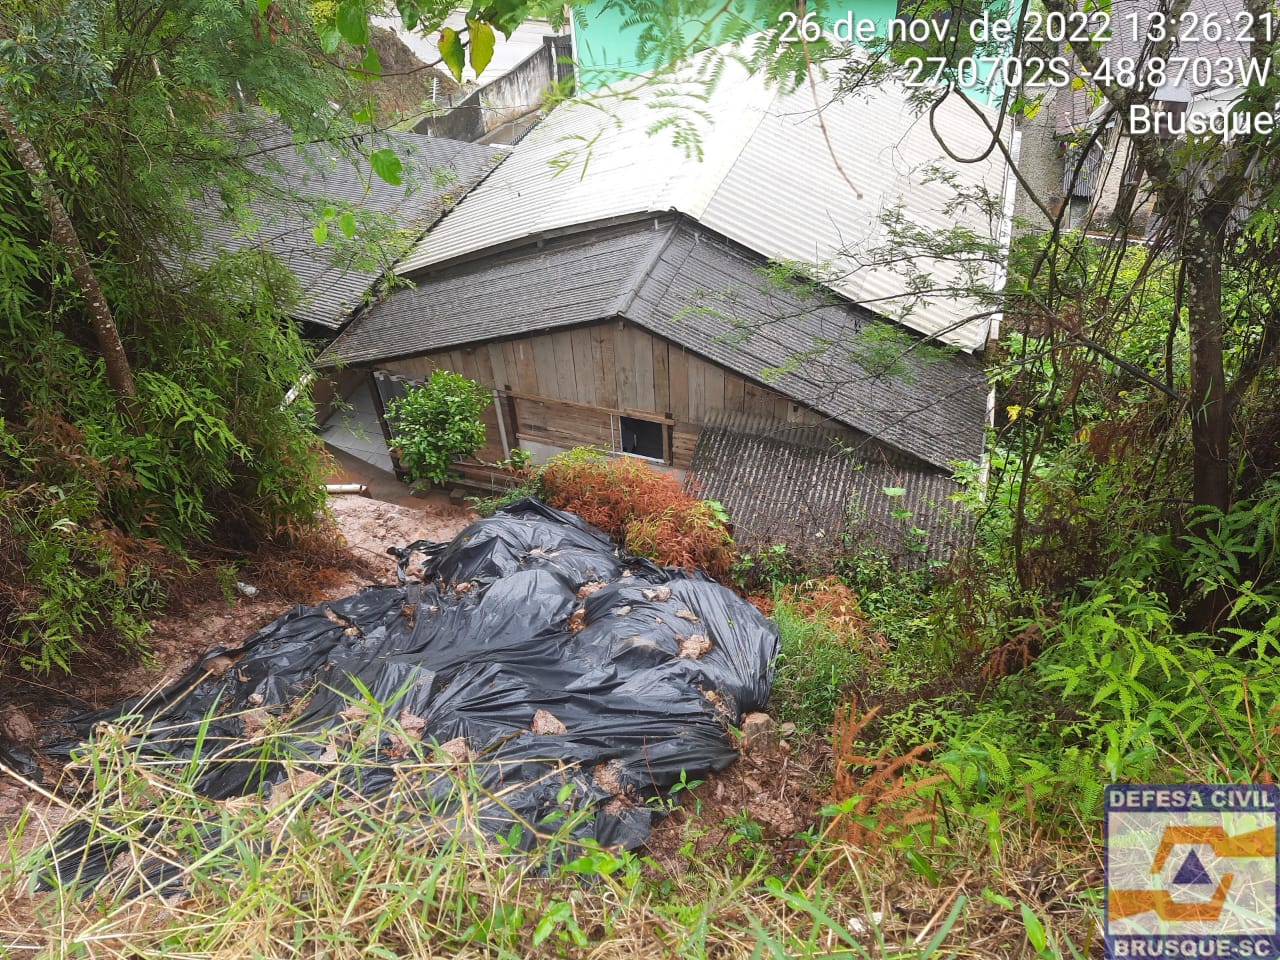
414;36;572;143
1014;110;1163;235
1011;86;1067;235
572;0;898;90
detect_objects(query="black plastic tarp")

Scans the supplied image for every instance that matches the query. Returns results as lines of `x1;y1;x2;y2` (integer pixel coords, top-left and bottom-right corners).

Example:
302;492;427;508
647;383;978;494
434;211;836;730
39;498;778;888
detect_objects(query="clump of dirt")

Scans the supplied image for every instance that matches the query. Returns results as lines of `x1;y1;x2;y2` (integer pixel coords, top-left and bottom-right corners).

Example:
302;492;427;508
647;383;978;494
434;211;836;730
530;709;567;735
678;634;711;659
329;494;476;581
643;724;827;873
0;708;36;748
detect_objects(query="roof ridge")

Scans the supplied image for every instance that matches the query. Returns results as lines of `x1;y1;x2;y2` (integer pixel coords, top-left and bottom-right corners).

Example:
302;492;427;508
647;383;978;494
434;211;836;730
608;220;681;317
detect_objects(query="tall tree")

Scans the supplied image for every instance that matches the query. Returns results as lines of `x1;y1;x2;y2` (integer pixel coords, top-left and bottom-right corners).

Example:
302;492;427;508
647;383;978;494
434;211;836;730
1037;0;1278;516
795;0;1280;520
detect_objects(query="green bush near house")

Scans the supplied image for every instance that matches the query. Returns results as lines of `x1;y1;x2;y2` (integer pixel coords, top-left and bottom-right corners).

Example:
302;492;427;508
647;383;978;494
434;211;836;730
387;370;491;486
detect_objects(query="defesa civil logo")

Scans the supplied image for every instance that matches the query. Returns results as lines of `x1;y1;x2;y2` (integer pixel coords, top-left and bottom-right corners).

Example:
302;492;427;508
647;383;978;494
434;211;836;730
1106;785;1280;958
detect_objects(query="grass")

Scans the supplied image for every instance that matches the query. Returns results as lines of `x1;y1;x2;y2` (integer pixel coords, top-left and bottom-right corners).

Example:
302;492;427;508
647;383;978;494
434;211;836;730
0;699;1102;959
0;717;971;959
767;579;891;733
769;602;867;733
0;562;1112;960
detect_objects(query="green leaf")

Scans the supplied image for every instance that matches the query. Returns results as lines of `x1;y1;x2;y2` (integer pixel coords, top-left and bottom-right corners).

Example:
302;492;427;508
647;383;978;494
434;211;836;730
982;888;1014;909
486;0;529;38
257;0;270;14
336;1;368;46
319;26;343;54
395;0;420;30
904;848;939;884
532;901;571;947
1020;903;1047;953
921;895;968;958
312;220;328;245
338;212;357;238
360;45;382;77
369;148;403;185
883;486;906;497
467;18;496;77
439;26;465;81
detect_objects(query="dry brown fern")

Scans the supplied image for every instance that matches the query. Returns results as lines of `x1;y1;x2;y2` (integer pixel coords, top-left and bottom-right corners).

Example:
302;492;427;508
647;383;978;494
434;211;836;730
829;699;943;848
979;622;1043;682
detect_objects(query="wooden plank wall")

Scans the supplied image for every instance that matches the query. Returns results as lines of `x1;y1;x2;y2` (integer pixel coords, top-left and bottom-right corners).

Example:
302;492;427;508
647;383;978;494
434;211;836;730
513;396;613;451
384;320;833;469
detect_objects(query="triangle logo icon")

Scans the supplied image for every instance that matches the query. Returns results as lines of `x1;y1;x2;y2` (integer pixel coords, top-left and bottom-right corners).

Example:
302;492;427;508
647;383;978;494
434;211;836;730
1173;848;1213;885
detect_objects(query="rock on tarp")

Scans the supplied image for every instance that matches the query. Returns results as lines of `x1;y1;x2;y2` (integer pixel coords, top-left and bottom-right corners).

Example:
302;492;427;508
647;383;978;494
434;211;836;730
40;498;779;888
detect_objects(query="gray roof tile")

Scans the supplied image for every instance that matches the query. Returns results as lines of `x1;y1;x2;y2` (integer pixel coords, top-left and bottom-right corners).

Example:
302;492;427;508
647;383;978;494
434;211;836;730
322;218;987;469
322;224;658;357
636;227;988;468
188;120;503;329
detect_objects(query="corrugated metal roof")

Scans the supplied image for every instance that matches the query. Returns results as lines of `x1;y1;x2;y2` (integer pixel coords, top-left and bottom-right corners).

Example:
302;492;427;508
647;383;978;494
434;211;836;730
187;120;504;329
393;45;1011;351
323;217;987;468
688;418;968;562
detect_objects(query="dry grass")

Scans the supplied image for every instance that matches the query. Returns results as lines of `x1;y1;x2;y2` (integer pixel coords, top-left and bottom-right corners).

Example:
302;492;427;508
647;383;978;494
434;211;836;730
0;705;1103;960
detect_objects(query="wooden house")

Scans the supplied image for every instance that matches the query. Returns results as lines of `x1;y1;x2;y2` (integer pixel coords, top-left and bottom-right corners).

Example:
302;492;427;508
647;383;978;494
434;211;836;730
318;48;1012;552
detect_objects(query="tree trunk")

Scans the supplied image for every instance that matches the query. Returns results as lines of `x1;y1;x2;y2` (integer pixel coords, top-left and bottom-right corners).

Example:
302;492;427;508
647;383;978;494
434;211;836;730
1185;225;1231;516
0;100;137;413
1184;222;1232;632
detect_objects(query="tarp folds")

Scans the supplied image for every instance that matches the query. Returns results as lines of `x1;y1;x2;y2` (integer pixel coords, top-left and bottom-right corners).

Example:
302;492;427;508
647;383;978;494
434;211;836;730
41;498;779;886
0;740;38;781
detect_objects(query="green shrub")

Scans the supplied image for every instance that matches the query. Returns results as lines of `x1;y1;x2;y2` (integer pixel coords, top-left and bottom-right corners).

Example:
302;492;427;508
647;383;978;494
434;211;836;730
0;248;331;672
733;544;799;591
0;0;344;673
769;600;869;732
0;475;156;674
386;371;491;486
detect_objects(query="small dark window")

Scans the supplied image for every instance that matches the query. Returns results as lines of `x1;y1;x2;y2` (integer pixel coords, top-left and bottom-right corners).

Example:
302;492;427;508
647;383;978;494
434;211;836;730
619;416;665;460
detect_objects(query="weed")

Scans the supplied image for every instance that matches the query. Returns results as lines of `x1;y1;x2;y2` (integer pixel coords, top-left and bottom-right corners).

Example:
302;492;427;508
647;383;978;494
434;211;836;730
733;543;798;590
623;499;736;580
768;600;868;732
0;709;999;959
466;470;545;516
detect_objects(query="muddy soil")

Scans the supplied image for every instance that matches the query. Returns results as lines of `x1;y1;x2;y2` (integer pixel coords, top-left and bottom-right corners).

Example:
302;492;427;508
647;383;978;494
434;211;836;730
0;491;476;826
